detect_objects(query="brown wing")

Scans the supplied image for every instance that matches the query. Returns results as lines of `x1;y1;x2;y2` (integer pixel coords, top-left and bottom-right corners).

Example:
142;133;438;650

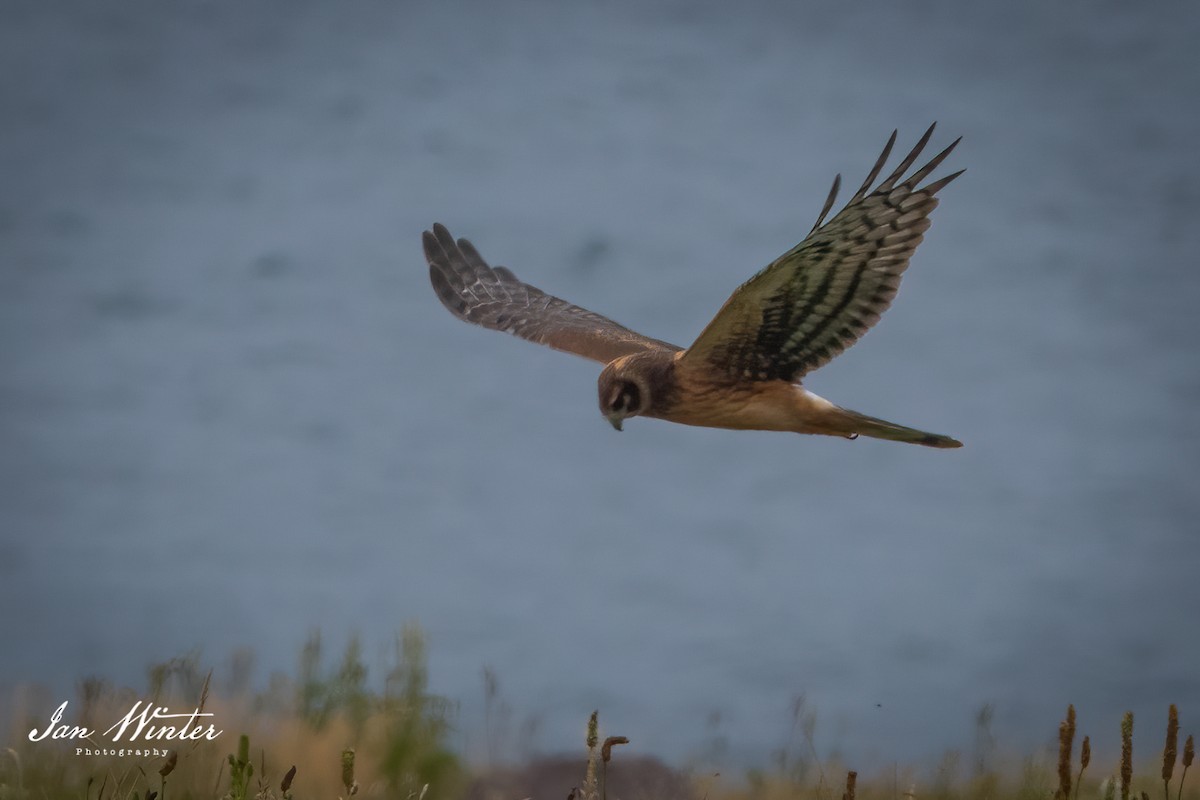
425;223;681;364
681;124;963;383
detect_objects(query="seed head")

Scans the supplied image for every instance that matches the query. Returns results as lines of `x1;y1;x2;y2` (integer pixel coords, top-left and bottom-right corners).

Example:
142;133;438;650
1058;718;1074;800
587;711;599;750
1058;706;1077;798
843;770;857;800
341;748;358;796
1121;712;1134;800
1164;704;1179;782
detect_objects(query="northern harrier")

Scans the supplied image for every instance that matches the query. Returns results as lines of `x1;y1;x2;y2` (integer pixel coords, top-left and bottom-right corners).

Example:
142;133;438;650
426;125;964;448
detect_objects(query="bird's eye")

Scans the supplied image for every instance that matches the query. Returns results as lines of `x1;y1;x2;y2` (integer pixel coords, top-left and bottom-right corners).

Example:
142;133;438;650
618;382;640;413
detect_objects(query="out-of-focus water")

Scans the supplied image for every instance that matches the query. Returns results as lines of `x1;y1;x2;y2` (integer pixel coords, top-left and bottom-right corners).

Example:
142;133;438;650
2;0;1198;767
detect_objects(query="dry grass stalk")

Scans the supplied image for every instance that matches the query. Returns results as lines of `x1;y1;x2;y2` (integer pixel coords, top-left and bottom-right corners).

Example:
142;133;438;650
1179;735;1195;800
341;747;358;797
587;711;599;751
1075;735;1091;800
582;711;599;800
197;669;212;716
599;735;629;800
1057;705;1076;799
158;748;177;800
1163;705;1179;798
842;769;857;800
280;764;296;799
601;736;628;764
159;750;177;778
1121;711;1135;800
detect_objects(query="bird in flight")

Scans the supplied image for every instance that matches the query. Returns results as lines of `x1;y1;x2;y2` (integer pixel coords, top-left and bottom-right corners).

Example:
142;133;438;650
426;124;964;448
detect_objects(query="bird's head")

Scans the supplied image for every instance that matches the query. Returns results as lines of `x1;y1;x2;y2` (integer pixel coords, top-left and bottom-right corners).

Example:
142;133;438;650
598;359;651;432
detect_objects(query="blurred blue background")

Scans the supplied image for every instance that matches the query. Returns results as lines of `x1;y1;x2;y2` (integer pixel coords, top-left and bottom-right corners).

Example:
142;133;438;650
2;0;1198;767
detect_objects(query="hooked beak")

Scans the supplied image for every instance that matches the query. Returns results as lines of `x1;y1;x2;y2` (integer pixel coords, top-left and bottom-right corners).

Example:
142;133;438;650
606;413;624;432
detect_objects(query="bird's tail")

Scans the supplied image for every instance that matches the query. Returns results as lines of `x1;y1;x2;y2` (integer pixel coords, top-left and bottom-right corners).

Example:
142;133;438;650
835;408;962;449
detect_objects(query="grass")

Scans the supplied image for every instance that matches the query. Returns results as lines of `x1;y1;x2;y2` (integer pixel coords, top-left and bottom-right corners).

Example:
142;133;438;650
1;631;1196;800
2;626;462;800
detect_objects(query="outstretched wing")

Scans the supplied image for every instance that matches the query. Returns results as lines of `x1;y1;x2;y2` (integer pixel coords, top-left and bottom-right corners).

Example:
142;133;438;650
681;124;963;383
426;223;681;364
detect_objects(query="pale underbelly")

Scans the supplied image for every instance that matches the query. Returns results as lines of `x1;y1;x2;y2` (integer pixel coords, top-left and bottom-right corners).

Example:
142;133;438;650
654;384;839;433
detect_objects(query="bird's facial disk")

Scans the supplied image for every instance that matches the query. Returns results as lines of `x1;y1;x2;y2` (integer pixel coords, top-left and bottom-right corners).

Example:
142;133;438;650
602;380;642;431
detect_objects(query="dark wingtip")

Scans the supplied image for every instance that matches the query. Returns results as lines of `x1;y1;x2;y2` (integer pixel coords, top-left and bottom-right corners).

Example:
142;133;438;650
904;135;963;189
422;229;443;262
850;129;899;203
810;172;842;233
923;434;963;449
431;222;457;252
878;124;937;191
425;224;466;316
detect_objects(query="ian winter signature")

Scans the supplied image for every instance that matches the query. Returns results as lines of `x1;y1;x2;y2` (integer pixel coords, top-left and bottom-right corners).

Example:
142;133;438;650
29;701;223;743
